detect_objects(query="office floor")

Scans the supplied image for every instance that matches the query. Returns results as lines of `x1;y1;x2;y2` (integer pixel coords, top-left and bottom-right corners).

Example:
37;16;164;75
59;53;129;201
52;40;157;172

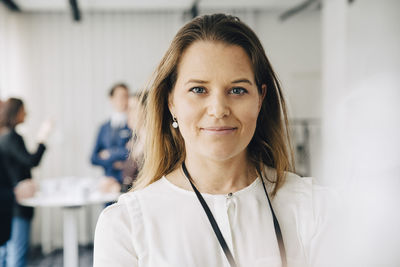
27;245;93;267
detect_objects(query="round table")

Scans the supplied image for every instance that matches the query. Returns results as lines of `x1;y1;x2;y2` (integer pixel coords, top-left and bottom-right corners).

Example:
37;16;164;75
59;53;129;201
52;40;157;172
19;177;120;267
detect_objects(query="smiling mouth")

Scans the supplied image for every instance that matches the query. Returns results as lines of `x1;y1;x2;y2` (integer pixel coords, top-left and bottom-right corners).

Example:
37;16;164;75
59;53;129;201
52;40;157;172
200;127;238;135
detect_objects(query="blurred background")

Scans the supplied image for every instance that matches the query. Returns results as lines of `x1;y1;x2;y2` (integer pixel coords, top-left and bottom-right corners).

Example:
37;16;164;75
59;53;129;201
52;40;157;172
0;0;399;266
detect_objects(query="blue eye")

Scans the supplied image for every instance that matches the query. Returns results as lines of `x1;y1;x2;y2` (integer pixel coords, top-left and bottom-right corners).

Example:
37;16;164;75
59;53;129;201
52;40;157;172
190;87;206;94
230;87;247;95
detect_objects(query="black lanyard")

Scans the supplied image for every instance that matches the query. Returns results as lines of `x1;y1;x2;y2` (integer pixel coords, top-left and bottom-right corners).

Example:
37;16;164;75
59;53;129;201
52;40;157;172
182;162;287;267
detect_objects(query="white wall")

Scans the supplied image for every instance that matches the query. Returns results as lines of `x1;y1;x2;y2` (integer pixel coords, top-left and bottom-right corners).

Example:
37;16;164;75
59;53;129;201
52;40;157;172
322;0;400;266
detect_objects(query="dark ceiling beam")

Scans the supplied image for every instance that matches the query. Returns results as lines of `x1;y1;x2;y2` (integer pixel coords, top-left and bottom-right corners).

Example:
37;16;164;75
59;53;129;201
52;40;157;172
1;0;21;12
69;0;81;22
280;0;355;21
280;0;319;21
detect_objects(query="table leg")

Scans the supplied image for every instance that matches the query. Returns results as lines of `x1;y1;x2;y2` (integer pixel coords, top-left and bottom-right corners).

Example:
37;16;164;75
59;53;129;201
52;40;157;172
41;207;53;255
63;207;81;267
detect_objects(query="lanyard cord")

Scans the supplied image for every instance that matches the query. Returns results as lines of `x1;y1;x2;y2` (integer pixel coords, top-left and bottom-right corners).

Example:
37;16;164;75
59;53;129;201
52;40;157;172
259;170;287;267
182;162;237;267
182;162;287;267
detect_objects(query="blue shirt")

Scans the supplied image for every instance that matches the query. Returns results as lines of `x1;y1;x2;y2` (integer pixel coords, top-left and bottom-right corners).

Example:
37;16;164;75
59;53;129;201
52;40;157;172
91;121;132;183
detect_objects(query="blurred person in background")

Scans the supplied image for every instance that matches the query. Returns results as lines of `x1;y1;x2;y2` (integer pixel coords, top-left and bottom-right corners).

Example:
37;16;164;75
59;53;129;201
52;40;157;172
0;150;14;251
121;92;148;192
94;14;332;267
0;97;53;267
0;99;15;258
91;83;132;193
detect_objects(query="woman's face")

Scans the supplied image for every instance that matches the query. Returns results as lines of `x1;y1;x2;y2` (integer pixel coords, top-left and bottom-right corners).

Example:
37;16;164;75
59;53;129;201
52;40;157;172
169;41;265;162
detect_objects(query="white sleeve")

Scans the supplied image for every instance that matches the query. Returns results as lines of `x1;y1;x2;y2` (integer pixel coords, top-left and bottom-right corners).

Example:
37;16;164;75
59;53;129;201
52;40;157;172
93;198;139;267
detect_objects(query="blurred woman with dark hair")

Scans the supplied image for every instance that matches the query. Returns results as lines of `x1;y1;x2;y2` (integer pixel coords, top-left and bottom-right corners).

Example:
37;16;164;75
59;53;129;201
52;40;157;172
0;97;52;267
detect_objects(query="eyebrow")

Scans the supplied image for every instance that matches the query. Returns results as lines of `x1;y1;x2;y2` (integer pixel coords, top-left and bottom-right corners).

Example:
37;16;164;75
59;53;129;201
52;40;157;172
185;78;253;85
231;79;253;85
185;79;208;85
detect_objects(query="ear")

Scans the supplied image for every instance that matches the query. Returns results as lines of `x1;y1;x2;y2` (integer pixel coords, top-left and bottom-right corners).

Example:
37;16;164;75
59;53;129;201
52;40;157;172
258;84;267;110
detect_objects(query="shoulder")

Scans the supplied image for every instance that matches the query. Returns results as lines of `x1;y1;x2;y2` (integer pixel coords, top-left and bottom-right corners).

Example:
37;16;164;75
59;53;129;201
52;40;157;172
96;179;167;230
264;166;333;206
271;170;337;218
94;181;168;249
266;169;339;264
94;178;183;266
95;192;144;252
265;166;338;229
129;177;172;201
279;171;336;210
96;192;141;231
94;193;143;266
282;171;311;190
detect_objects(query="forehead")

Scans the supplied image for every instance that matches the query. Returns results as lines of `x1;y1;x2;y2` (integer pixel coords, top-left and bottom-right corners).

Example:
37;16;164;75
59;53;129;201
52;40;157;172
176;41;254;81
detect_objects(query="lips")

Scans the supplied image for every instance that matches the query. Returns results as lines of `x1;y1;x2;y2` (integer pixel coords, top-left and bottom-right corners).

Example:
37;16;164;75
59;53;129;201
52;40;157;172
200;126;237;135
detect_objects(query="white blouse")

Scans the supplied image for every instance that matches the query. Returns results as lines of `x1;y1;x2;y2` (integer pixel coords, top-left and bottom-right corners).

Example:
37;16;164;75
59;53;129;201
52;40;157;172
94;170;332;267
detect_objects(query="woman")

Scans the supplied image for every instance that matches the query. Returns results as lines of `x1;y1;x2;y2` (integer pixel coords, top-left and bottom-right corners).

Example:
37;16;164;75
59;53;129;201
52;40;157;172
94;14;329;267
0;98;52;267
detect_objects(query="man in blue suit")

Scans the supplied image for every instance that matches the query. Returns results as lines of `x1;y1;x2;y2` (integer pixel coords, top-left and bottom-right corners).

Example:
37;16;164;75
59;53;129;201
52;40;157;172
91;83;132;190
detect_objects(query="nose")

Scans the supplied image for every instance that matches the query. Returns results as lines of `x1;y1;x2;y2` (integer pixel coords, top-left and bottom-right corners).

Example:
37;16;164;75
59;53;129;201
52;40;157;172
207;92;230;119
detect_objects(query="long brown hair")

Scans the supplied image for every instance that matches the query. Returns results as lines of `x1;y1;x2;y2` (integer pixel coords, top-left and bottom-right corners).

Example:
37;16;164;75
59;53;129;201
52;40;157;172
134;14;294;195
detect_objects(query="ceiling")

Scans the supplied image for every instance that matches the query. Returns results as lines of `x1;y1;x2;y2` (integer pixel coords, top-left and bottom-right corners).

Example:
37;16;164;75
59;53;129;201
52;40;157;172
13;0;305;12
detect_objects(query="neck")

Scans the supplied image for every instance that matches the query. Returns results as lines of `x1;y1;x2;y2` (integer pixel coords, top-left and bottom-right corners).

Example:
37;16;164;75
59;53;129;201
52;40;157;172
181;152;257;195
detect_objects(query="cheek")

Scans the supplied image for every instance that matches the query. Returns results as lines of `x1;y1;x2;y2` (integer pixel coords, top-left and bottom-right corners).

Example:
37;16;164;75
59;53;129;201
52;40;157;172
246;113;259;128
176;104;201;137
239;107;260;136
171;94;196;136
239;100;260;122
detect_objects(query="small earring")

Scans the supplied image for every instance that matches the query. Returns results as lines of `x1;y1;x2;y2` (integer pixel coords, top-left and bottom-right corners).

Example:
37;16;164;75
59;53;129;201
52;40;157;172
172;117;179;128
